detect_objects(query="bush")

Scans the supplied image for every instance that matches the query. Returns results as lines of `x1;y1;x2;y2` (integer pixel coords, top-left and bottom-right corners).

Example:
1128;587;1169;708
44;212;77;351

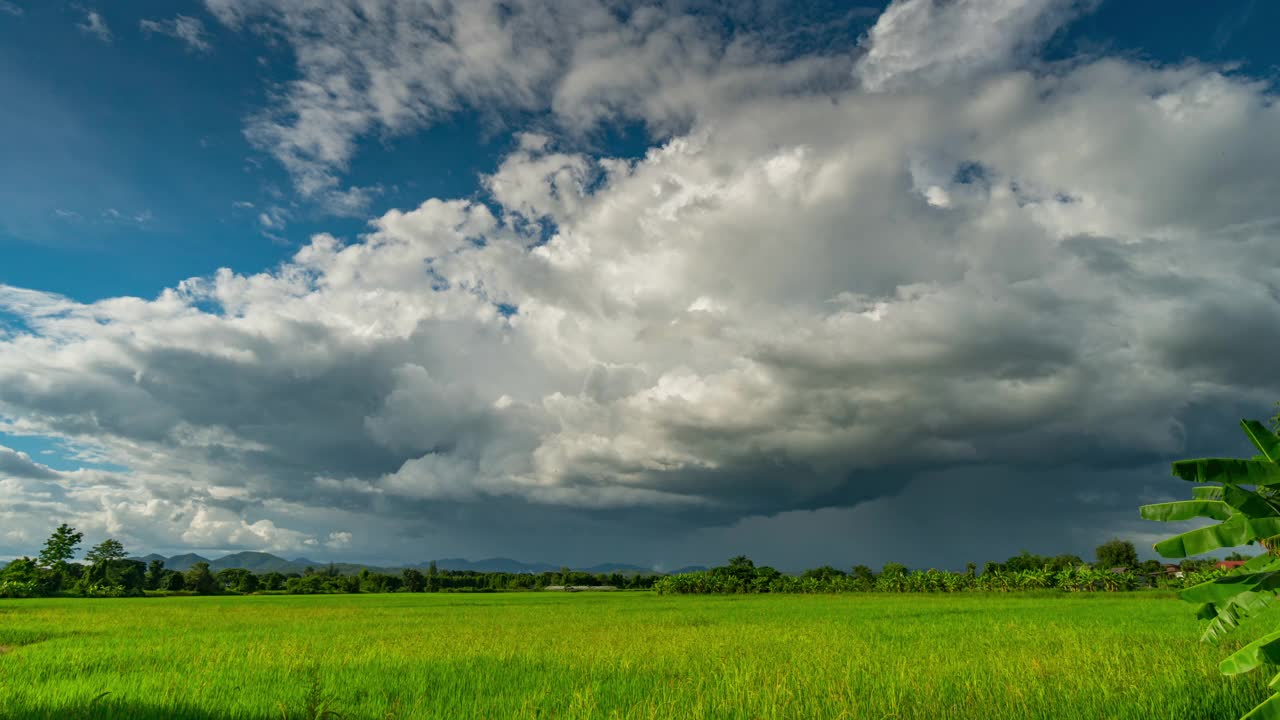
0;580;40;598
78;583;129;598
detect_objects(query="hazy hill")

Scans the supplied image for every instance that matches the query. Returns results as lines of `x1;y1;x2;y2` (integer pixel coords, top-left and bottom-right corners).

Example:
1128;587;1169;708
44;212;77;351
580;563;652;574
130;553;167;564
164;553;212;571
103;552;704;576
209;552;300;573
427;557;559;573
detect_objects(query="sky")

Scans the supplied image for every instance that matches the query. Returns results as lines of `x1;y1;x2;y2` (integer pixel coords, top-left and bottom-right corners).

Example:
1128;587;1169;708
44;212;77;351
1;0;1279;571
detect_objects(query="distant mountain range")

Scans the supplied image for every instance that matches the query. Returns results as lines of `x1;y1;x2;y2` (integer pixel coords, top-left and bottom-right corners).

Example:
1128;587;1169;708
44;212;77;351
412;558;656;574
115;552;682;576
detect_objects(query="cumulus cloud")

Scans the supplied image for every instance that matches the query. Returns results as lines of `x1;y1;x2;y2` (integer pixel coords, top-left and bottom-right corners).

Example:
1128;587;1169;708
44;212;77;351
3;1;1278;566
0;446;60;480
203;0;848;211
325;531;352;549
854;0;1095;91
140;15;212;53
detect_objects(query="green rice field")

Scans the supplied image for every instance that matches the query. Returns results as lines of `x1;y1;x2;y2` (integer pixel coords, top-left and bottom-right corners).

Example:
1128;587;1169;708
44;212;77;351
0;592;1270;719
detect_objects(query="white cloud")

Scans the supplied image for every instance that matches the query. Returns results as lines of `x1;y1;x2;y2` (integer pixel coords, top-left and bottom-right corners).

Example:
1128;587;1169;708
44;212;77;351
257;205;288;232
102;208;152;225
324;531;352;549
0;2;23;17
3;3;1278;565
206;0;846;210
78;10;111;43
854;0;1094;92
140;15;212;52
0;445;60;480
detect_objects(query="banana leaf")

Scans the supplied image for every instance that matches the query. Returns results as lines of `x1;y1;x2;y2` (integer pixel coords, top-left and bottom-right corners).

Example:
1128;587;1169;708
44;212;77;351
1200;591;1277;643
1243;693;1280;720
1173;458;1280;486
1243;420;1280;463
1233;554;1280;575
1225;485;1280;518
1190;556;1280;642
1181;571;1280;604
1220;629;1280;675
1155;517;1280;558
1193;485;1225;500
1140;500;1233;522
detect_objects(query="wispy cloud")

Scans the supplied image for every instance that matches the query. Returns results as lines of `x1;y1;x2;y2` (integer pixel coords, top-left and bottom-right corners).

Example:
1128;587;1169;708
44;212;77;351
140;15;212;53
77;10;111;43
101;208;153;225
854;0;1094;92
257;206;287;231
0;1;23;17
209;0;844;215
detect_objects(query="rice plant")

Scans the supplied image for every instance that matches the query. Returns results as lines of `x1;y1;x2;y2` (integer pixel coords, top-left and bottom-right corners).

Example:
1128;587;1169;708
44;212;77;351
0;592;1266;719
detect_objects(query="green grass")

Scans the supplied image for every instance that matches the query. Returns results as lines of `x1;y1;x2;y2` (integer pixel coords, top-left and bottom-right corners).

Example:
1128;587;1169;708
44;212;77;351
0;592;1269;719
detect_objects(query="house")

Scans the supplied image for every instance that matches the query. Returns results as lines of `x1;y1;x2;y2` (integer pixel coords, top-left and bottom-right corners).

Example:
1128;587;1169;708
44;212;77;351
1161;564;1184;579
1216;560;1248;571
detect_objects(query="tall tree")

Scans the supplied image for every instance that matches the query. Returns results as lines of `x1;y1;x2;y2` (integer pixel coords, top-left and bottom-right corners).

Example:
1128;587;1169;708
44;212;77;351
881;562;908;577
236;572;260;594
426;560;439;592
722;555;755;583
185;562;218;595
801;565;845;581
1095;539;1139;569
164;571;186;592
85;538;127;565
37;524;83;569
145;559;166;590
402;568;425;592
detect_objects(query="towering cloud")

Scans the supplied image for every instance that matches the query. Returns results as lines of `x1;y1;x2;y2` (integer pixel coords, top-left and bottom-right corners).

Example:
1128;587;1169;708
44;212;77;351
1;0;1277;566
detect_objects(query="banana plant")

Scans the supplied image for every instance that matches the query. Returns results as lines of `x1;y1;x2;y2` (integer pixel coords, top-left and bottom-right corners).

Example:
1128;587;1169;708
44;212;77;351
1142;419;1280;720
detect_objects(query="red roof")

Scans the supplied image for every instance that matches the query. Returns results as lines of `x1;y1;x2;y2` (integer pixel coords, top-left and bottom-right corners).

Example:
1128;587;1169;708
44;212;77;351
1216;560;1248;570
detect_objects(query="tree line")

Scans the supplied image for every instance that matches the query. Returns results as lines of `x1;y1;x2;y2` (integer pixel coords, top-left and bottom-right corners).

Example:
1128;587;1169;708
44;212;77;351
0;524;1246;599
653;541;1245;595
653;553;1236;595
0;524;661;598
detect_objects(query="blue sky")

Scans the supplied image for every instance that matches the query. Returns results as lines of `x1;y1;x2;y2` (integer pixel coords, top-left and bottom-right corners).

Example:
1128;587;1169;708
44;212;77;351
0;0;498;300
2;1;1275;300
1;0;1279;568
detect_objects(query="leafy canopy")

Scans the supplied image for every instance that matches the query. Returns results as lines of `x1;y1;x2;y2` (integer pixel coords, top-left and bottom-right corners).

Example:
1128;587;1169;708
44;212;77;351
37;523;82;568
1095;539;1139;569
85;538;128;565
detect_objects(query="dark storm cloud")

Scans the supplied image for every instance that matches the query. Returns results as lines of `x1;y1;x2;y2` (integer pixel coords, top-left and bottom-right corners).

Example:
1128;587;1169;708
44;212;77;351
1;0;1279;566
